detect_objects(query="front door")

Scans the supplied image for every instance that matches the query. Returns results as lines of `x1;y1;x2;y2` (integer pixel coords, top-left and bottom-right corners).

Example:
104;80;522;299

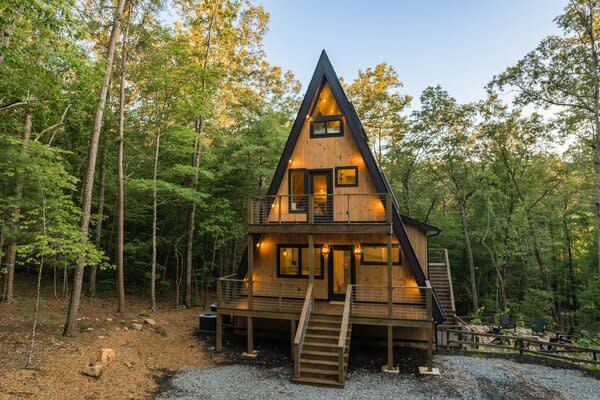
328;246;355;301
308;170;333;222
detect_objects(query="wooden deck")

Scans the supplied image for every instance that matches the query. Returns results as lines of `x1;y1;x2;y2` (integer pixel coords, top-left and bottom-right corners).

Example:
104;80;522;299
219;296;429;324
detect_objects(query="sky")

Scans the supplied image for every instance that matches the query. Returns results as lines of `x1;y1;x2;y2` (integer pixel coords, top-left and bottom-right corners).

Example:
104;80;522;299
257;0;566;107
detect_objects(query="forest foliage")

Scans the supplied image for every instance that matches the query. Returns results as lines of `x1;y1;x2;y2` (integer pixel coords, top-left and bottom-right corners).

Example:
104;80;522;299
1;0;600;335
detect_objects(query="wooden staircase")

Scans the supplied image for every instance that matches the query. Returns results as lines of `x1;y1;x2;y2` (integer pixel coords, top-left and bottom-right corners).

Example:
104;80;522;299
294;313;351;387
293;285;352;387
428;249;456;328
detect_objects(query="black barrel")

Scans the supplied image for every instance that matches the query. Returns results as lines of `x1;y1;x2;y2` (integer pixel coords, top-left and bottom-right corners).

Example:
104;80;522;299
198;311;217;332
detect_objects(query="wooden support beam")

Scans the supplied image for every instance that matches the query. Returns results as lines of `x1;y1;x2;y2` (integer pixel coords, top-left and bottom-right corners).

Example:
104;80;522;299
290;319;296;361
387;235;392;318
387;324;393;370
308;234;314;284
247;235;254;310
427;322;433;371
247;316;254;354
216;313;223;352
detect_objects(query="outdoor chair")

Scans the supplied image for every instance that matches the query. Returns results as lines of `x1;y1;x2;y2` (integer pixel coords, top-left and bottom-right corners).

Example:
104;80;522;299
531;317;546;336
499;314;516;333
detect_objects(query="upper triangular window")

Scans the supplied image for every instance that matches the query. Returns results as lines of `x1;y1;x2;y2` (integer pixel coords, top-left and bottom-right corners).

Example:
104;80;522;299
310;82;343;138
311;82;341;118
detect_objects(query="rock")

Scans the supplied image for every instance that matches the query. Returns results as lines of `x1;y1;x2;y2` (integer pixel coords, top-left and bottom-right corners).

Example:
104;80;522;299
131;323;143;331
123;327;128;331
143;318;156;326
82;362;103;378
106;317;113;322
97;348;115;365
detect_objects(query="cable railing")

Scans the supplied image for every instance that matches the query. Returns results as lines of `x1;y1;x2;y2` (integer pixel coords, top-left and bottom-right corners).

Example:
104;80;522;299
248;193;392;225
350;283;432;320
217;277;307;312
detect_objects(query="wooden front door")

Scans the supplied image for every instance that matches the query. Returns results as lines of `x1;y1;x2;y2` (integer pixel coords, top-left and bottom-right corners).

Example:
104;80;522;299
328;246;355;301
308;169;332;222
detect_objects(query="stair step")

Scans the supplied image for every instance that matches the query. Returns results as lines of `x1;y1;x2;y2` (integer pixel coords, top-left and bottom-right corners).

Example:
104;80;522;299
300;358;338;366
292;376;343;387
301;367;339;376
306;333;339;341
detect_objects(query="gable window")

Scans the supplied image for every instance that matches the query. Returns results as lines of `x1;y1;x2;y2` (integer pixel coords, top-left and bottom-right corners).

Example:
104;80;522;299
288;169;306;212
361;244;403;265
335;166;358;187
277;244;324;278
310;116;344;138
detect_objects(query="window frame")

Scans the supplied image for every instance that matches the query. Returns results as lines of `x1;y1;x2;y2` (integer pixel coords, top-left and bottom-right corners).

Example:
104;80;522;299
310;115;344;138
335;166;359;187
360;243;403;266
288;168;307;214
276;243;325;279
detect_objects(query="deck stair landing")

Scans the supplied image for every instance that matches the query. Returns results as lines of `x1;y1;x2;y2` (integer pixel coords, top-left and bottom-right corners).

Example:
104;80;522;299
294;304;351;387
429;249;458;345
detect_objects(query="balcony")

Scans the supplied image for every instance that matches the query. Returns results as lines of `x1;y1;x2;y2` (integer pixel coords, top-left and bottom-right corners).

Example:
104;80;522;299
247;193;392;234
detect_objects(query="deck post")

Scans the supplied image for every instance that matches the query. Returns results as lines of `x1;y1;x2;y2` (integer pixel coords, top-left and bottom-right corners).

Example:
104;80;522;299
308;235;314;284
291;319;296;361
387;234;392;318
247;235;254;311
216;313;223;352
427;321;433;371
387;324;393;369
247;316;255;355
386;193;392;224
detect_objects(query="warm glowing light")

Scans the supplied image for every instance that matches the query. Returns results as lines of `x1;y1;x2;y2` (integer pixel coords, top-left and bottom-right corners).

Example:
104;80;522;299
321;243;330;255
282;249;288;257
354;244;363;255
256;241;260;248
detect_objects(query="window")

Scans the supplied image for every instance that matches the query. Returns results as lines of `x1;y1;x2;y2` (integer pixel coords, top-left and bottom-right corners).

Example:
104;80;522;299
335;166;358;187
288;169;306;212
277;244;324;278
362;244;402;265
310;116;344;138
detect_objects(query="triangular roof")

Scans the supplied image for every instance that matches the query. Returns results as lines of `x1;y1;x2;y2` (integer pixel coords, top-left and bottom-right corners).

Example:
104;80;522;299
243;50;444;323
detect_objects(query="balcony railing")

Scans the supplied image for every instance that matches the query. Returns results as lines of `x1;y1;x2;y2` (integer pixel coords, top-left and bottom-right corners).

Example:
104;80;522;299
248;193;392;225
351;283;432;320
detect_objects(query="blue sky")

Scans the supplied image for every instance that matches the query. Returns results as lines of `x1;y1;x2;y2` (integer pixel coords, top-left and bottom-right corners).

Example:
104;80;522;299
258;0;566;106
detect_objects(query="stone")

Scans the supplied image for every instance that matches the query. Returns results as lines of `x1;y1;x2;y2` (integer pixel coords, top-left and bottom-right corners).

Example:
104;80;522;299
106;317;113;322
82;362;103;378
123;327;128;331
97;348;116;365
143;318;156;326
418;366;440;375
131;323;143;331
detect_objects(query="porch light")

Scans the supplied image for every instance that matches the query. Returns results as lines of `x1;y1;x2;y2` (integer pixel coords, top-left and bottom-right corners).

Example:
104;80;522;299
354;244;363;256
282;249;288;257
321;243;330;255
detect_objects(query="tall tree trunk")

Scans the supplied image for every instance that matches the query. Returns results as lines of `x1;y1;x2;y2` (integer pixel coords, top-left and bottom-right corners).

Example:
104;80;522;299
185;126;201;308
151;127;161;312
4;110;32;303
89;145;107;297
459;201;478;311
63;0;127;336
116;8;131;314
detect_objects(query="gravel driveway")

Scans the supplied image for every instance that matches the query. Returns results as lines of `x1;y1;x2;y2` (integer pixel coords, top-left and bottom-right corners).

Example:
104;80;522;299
156;355;600;400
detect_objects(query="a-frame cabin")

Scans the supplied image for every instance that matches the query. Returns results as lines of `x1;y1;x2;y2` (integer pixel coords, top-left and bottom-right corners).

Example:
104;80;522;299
216;51;455;386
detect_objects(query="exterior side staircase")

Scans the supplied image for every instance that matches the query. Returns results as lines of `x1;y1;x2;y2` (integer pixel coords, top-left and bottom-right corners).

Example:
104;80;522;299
428;249;458;344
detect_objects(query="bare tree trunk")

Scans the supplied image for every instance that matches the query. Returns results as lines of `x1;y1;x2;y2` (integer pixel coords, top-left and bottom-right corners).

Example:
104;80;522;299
0;229;5;299
89;145;107;297
63;0;127;336
459;201;478;311
151;127;161;312
185;122;201;308
4;110;32;303
116;8;131;314
26;185;46;368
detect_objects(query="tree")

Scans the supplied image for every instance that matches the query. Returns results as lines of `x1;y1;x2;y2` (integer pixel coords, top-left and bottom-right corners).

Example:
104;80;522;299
493;0;600;274
63;0;127;336
413;86;481;311
345;63;411;165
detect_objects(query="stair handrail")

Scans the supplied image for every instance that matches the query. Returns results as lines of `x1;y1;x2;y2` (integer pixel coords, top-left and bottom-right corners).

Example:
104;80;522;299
337;285;352;384
443;248;456;315
293;282;314;378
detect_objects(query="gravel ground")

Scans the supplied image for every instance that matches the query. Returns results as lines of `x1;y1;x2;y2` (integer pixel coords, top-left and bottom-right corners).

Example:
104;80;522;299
156;354;600;400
